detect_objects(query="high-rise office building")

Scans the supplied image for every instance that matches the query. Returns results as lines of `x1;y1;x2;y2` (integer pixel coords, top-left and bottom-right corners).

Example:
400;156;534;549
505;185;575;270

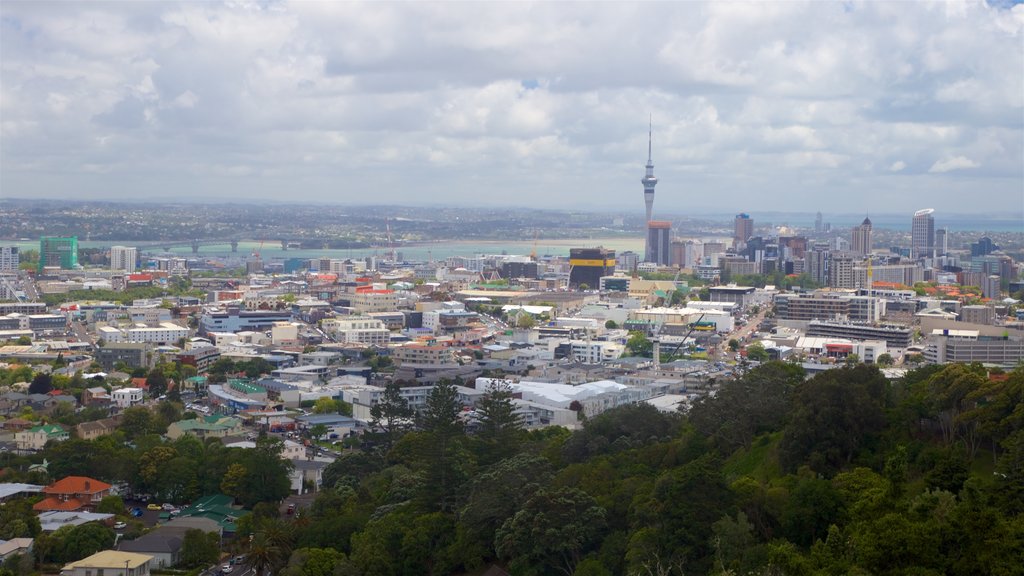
0;246;18;272
734;213;753;248
911;208;935;259
806;249;829;286
971;237;996;257
569;247;616;289
815;211;823;234
39;236;78;272
110;246;138;273
641;122;659;262
851;216;873;256
935;228;948;256
647;221;671;266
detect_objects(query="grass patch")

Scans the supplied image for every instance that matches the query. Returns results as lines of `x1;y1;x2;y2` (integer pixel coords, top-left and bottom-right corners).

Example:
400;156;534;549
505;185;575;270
722;432;783;482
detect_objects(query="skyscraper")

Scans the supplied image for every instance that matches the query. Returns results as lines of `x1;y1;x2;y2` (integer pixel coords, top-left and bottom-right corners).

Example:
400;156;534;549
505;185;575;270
935;228;948;256
734;213;753;248
815;211;823;234
851;216;873;256
110;246;138;273
647;221;671;266
39;236;78;272
641;121;658;262
911;209;935;259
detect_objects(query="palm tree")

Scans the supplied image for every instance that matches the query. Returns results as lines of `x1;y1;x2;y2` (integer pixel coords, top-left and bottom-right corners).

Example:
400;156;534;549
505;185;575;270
245;521;294;576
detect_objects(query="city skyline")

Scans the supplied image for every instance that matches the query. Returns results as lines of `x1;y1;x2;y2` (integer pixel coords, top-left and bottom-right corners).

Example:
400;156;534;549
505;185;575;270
1;1;1022;214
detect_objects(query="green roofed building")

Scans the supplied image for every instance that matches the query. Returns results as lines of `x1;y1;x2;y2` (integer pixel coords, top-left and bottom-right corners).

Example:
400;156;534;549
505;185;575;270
175;494;242;534
39;236;78;272
166;415;243;440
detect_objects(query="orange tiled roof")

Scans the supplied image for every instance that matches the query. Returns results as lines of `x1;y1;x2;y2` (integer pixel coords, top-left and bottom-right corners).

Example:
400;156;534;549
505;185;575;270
33;496;85;512
43;476;111;496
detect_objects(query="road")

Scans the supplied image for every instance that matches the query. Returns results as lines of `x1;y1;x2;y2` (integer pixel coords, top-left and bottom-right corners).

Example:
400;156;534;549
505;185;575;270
717;307;768;360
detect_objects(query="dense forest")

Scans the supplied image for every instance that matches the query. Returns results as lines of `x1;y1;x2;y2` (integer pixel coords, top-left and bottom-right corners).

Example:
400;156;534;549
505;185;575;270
3;362;1022;575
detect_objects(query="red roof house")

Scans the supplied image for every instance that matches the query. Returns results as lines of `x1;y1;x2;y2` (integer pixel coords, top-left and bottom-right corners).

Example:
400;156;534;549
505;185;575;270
32;476;112;512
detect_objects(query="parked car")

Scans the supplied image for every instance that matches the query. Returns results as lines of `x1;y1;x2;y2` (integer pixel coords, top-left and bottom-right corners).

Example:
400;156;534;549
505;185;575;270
147;503;162;511
113;521;126;529
161;503;175;511
130;507;143;517
221;564;233;574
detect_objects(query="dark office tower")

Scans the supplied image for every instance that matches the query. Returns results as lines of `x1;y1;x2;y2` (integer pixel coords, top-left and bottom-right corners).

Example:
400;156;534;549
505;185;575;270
851;216;873;256
734;213;753;248
641;120;659;262
647;221;671;265
935;228;948;256
911;208;935;259
569;247;616;289
815;211;823;233
971;236;996;257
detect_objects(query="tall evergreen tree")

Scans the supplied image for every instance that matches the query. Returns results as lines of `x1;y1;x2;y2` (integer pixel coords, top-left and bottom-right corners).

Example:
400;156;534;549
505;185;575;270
370;381;414;450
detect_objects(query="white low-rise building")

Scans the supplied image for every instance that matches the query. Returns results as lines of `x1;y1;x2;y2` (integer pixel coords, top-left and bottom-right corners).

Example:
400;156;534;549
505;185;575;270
112;387;145;408
99;322;189;345
321;317;390;347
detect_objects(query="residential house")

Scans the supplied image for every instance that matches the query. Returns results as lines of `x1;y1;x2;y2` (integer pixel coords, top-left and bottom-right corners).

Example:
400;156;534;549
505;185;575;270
0;417;34;432
118;527;188;569
0;538;33;562
33;476;112;512
75;417;121;441
15;423;68;451
60;550;152;576
81;387;111;407
165;415;243;440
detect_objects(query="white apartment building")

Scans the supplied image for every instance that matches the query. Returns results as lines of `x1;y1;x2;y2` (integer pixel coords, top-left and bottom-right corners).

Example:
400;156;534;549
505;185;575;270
321;317;390;346
112;387;145;408
0;246;18;271
559;340;626;363
98;322;189;345
110;246;138;273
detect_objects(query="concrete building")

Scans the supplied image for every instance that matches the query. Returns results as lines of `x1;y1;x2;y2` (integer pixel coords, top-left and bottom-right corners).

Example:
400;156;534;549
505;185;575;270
960;305;996;325
806;321;912;349
569;247;616;289
110;246;138;273
775;293;883;323
982;275;1001;299
112;387;144;408
321;317;390;346
806;249;829;286
828;253;855;289
98;322;189;345
199;308;292;335
734;213;753;249
708;285;756;308
924;330;1024;367
912;208;935;259
851;217;873;256
0;246;18;272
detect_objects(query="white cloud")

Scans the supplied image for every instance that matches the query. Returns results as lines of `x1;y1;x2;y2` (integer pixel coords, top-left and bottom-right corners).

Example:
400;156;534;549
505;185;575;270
929;156;980;173
0;0;1020;213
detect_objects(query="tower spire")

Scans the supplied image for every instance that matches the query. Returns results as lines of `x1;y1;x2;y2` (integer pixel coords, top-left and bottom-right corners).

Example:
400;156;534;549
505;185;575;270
641;117;659;262
648;115;652;164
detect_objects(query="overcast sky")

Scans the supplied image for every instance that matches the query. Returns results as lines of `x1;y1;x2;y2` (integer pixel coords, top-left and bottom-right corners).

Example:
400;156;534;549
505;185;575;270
1;1;1022;217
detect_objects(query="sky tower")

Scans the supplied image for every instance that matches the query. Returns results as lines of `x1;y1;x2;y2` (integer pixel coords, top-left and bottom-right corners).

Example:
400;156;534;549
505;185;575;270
641;119;658;261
